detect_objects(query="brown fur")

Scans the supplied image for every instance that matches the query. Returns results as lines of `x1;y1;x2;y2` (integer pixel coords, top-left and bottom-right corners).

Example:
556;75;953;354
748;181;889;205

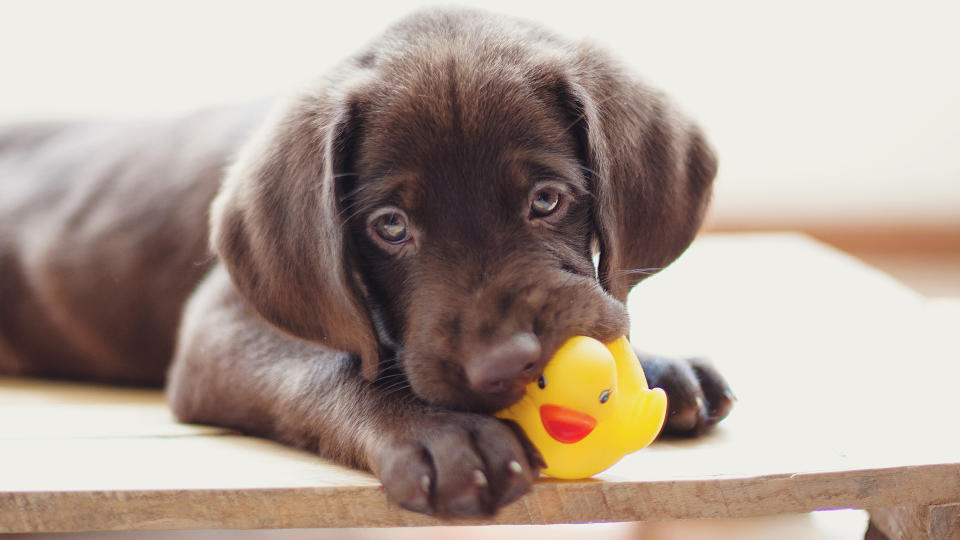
0;8;731;517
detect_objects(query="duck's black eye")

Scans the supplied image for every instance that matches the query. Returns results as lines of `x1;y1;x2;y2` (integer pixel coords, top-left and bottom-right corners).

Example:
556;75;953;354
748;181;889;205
599;389;611;403
537;375;546;389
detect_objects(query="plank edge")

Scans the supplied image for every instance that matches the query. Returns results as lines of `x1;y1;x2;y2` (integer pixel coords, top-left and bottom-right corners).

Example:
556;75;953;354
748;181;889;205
3;462;959;533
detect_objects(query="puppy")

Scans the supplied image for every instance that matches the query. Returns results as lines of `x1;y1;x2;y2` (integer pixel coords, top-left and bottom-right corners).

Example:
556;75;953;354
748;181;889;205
0;8;732;516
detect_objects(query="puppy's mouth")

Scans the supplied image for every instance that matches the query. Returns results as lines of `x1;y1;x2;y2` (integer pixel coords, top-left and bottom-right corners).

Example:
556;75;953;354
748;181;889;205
399;267;630;413
462;380;531;414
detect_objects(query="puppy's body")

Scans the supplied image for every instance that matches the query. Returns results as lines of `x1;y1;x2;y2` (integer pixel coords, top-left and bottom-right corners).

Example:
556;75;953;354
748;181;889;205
0;9;732;516
0;108;264;383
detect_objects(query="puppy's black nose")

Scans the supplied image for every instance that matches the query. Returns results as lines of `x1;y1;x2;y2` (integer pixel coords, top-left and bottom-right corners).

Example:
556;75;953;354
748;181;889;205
465;332;542;396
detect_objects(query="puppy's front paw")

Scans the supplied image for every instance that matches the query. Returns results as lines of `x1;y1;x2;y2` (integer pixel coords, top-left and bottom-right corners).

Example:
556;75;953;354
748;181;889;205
640;355;735;437
375;412;544;517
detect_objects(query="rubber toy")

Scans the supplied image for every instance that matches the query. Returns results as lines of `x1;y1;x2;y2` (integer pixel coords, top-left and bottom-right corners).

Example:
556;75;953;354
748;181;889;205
495;336;667;479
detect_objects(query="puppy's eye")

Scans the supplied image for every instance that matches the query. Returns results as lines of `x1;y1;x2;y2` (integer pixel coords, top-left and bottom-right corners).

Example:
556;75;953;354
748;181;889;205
371;210;408;244
530;188;561;218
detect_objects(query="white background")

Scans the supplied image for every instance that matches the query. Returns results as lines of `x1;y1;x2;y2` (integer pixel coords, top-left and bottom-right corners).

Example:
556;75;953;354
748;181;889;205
2;0;958;227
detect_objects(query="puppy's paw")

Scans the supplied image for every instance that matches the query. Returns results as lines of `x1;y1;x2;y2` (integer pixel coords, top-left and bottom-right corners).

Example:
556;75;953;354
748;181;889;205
639;354;735;437
375;412;544;517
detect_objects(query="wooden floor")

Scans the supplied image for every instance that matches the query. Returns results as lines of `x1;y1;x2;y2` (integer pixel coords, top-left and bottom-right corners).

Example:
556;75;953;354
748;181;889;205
2;234;959;537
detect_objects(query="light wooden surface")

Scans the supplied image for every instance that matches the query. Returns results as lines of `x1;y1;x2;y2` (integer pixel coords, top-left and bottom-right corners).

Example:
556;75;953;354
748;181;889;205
2;233;959;533
869;503;960;539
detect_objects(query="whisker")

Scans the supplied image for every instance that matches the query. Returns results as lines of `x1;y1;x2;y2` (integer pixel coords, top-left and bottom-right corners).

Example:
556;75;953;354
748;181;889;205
577;165;599;177
373;368;408;383
377;379;413;396
561;92;623;135
596;267;665;289
333;180;374;222
375;371;408;383
379;385;417;402
372;375;407;387
339;181;371;199
561;111;588;135
379;384;411;396
336;200;369;223
608;267;665;277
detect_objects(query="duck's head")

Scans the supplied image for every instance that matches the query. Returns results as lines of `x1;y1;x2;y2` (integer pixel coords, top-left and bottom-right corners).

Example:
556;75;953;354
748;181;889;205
520;336;620;444
496;335;666;479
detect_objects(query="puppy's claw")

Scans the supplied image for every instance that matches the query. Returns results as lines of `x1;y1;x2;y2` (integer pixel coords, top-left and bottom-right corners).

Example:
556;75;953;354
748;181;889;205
420;474;431;493
473;469;488;486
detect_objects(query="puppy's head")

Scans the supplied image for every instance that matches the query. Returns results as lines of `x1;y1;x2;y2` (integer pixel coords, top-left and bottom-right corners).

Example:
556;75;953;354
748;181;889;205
211;13;716;413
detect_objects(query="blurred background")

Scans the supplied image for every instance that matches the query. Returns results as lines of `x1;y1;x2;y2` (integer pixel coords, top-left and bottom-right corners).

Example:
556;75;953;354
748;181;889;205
3;0;958;239
3;0;958;295
2;1;957;538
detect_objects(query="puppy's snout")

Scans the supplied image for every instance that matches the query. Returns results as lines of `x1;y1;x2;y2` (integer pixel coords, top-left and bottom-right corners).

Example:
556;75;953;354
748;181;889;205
465;332;542;396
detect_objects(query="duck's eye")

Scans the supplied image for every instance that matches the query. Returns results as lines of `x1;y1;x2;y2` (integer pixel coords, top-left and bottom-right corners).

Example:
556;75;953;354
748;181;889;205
537;375;546;389
599;389;611;403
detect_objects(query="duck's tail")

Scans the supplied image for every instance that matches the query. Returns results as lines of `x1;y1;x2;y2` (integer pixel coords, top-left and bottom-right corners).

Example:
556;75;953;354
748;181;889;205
622;387;668;453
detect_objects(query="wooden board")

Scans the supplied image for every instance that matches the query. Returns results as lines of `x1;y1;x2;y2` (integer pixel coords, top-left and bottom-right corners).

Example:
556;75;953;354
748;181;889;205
2;233;959;532
869;503;960;539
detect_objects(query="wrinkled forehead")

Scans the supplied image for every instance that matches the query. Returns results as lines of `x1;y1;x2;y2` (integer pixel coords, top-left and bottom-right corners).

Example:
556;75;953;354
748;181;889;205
352;59;583;214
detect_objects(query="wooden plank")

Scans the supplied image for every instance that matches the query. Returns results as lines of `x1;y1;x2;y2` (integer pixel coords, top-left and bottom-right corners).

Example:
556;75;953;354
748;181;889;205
869;503;960;540
0;377;165;405
0;436;379;492
0;378;232;439
0;404;231;439
2;464;958;531
1;233;958;532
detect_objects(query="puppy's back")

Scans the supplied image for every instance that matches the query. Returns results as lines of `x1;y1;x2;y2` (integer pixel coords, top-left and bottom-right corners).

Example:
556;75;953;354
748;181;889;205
0;106;263;384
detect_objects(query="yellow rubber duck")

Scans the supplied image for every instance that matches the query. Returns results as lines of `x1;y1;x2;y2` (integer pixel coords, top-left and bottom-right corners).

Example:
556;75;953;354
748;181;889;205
496;336;667;479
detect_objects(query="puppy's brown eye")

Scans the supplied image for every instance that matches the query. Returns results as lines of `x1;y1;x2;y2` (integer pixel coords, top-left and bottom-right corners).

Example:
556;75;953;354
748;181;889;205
372;212;408;244
530;188;561;217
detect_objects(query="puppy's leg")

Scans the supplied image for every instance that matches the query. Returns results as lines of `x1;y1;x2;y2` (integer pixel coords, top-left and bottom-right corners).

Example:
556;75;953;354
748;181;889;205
167;267;542;517
633;348;735;437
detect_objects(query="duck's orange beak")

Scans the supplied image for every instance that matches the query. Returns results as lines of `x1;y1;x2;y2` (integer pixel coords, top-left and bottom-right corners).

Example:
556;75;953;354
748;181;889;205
539;404;597;444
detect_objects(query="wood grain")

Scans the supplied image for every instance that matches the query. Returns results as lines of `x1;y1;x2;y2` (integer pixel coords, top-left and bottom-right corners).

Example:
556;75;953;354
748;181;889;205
869;503;960;540
2;233;958;532
2;464;959;532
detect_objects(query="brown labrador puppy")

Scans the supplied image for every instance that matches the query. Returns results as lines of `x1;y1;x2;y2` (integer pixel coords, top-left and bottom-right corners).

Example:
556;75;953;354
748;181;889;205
0;8;732;516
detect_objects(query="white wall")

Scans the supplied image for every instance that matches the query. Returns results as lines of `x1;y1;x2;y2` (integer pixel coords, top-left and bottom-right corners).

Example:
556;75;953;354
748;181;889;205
2;0;958;226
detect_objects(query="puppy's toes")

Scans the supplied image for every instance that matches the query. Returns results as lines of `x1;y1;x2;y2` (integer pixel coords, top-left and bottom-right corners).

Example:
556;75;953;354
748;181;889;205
376;442;435;515
640;355;734;437
689;357;735;424
375;412;540;518
473;417;543;508
425;422;495;516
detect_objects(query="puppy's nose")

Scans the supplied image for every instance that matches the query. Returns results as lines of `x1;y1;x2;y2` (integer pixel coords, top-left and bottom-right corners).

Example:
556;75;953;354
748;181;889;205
465;332;542;395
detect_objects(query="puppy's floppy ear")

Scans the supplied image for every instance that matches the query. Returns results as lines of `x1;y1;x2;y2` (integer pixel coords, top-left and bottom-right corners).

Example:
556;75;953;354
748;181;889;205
561;46;718;303
209;86;381;379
